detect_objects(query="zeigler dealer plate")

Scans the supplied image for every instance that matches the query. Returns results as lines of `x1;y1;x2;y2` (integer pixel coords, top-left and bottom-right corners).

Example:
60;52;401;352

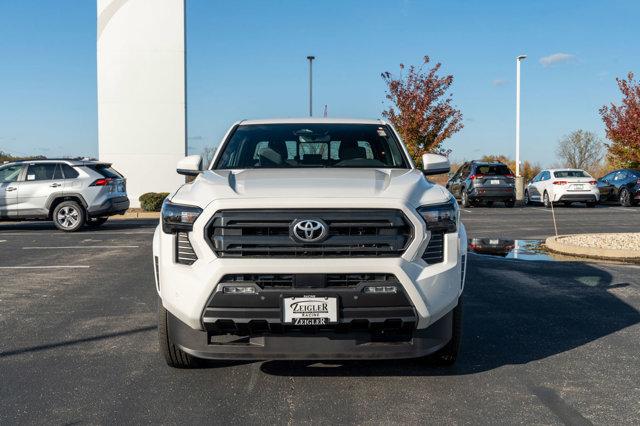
282;296;338;325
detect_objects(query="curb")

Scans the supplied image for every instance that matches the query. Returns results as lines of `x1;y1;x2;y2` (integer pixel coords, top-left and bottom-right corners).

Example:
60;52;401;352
545;234;640;261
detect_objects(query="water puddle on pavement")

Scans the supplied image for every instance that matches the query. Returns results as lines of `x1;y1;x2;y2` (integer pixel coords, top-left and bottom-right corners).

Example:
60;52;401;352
468;238;556;261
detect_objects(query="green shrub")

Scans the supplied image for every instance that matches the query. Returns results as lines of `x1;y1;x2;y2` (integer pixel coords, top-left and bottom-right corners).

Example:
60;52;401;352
139;192;169;212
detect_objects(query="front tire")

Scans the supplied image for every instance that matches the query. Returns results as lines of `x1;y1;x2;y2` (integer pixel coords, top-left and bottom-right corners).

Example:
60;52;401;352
523;190;530;206
426;298;463;366
543;191;552;209
52;201;85;232
158;303;202;368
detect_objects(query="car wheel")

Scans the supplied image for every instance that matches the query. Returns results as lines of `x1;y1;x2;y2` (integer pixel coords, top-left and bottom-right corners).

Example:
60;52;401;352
86;216;109;227
425;297;463;366
461;190;471;208
52;201;85;232
543;191;552;208
523;190;530;206
158;303;203;368
505;200;515;208
619;188;633;207
586;201;597;208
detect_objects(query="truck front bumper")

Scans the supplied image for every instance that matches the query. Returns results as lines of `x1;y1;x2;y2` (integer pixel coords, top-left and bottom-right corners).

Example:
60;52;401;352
167;307;454;360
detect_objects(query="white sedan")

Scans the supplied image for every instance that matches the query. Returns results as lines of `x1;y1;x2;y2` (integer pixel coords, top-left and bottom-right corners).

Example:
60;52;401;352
525;169;599;208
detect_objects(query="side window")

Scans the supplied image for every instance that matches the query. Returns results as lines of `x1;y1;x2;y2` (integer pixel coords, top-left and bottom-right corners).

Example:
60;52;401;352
53;164;63;179
0;164;23;183
25;163;56;181
541;171;550;181
602;172;615;181
459;164;471;178
60;164;79;179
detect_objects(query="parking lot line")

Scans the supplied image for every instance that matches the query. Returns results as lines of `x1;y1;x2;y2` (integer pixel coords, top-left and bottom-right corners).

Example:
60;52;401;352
0;231;154;236
0;265;90;269
22;245;140;250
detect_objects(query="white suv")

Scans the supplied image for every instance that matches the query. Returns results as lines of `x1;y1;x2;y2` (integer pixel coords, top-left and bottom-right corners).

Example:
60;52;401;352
0;159;129;231
153;119;467;368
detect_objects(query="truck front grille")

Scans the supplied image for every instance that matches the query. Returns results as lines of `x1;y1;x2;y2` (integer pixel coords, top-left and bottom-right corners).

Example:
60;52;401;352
219;273;400;289
207;209;412;258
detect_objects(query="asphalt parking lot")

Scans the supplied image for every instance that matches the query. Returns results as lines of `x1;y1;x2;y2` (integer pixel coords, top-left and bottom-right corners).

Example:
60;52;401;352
1;207;639;424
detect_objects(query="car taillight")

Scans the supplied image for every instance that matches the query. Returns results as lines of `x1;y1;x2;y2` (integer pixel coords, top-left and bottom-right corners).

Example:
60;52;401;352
470;174;484;180
589;180;597;185
553;180;567;185
505;174;515;178
637;178;640;185
90;178;112;186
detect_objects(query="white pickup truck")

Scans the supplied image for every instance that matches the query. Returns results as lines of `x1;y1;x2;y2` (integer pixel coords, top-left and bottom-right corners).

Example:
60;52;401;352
153;118;467;368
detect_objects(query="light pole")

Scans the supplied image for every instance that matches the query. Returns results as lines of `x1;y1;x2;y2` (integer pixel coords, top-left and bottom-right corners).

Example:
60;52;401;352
515;54;526;202
307;55;315;117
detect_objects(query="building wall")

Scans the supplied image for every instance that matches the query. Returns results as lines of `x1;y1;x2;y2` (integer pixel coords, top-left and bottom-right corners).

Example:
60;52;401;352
97;0;186;207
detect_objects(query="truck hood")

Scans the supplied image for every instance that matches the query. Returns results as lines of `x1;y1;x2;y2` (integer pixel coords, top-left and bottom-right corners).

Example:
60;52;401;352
171;168;451;208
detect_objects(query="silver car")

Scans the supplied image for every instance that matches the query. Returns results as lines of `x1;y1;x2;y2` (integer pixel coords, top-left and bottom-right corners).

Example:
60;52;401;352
0;159;129;231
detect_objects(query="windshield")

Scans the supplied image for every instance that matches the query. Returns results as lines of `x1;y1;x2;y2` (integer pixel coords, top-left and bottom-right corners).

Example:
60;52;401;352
553;170;590;178
214;124;409;169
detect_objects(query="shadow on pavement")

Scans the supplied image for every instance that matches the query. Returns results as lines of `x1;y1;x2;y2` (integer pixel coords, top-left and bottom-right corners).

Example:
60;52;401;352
260;256;640;377
0;219;157;232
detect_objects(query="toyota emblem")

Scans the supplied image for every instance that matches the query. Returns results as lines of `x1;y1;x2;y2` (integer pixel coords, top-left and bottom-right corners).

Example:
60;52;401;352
290;219;328;243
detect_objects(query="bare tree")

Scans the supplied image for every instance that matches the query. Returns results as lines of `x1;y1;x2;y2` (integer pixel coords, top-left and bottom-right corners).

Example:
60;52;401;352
556;130;604;170
200;146;217;167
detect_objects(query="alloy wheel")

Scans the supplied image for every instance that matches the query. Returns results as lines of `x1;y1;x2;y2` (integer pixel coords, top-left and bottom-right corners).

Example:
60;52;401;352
57;206;79;229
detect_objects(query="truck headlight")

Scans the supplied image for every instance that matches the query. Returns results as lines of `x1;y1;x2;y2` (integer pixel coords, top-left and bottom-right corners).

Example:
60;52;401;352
161;199;202;234
417;197;458;233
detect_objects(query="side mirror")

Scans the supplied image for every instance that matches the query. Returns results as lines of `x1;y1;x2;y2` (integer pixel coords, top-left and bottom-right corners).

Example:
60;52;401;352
421;153;450;176
177;155;203;176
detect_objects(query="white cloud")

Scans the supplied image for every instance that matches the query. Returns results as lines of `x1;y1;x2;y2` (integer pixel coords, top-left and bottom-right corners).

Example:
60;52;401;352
540;53;576;67
492;79;508;87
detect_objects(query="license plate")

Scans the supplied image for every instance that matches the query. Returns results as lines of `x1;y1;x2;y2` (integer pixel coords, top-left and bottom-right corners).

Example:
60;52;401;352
490;239;499;245
572;184;584;190
283;296;338;325
490;179;500;184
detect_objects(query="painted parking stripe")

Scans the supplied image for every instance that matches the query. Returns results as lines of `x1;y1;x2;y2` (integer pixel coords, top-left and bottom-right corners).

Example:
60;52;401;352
0;231;154;236
22;245;139;250
0;265;90;269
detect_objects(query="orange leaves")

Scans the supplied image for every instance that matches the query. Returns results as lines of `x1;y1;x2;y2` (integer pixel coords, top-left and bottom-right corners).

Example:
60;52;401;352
381;56;463;166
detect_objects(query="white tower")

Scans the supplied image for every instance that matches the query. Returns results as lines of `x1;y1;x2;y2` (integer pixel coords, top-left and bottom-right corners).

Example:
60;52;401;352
97;0;186;207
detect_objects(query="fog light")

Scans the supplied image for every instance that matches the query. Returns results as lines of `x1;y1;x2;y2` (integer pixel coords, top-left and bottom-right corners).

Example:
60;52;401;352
363;286;397;294
222;286;257;294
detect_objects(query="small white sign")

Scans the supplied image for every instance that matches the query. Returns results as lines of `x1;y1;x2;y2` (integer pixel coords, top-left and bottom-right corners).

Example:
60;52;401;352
283;296;338;325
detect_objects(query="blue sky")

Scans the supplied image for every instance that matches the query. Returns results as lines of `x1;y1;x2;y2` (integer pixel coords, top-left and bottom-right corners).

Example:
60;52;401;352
1;0;638;166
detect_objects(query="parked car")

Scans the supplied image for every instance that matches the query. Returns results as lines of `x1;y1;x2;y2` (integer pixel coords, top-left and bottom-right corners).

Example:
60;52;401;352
446;161;515;207
525;168;598;208
153;118;467;368
597;168;640;207
0;159;129;231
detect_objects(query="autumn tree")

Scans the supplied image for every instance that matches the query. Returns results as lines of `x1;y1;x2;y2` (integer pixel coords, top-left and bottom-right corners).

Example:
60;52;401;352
556;130;604;171
599;72;640;167
382;56;463;165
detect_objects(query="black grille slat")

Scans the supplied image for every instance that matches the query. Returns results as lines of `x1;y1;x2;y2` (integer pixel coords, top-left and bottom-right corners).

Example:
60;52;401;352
422;231;445;264
208;209;412;258
176;232;197;265
219;273;400;289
